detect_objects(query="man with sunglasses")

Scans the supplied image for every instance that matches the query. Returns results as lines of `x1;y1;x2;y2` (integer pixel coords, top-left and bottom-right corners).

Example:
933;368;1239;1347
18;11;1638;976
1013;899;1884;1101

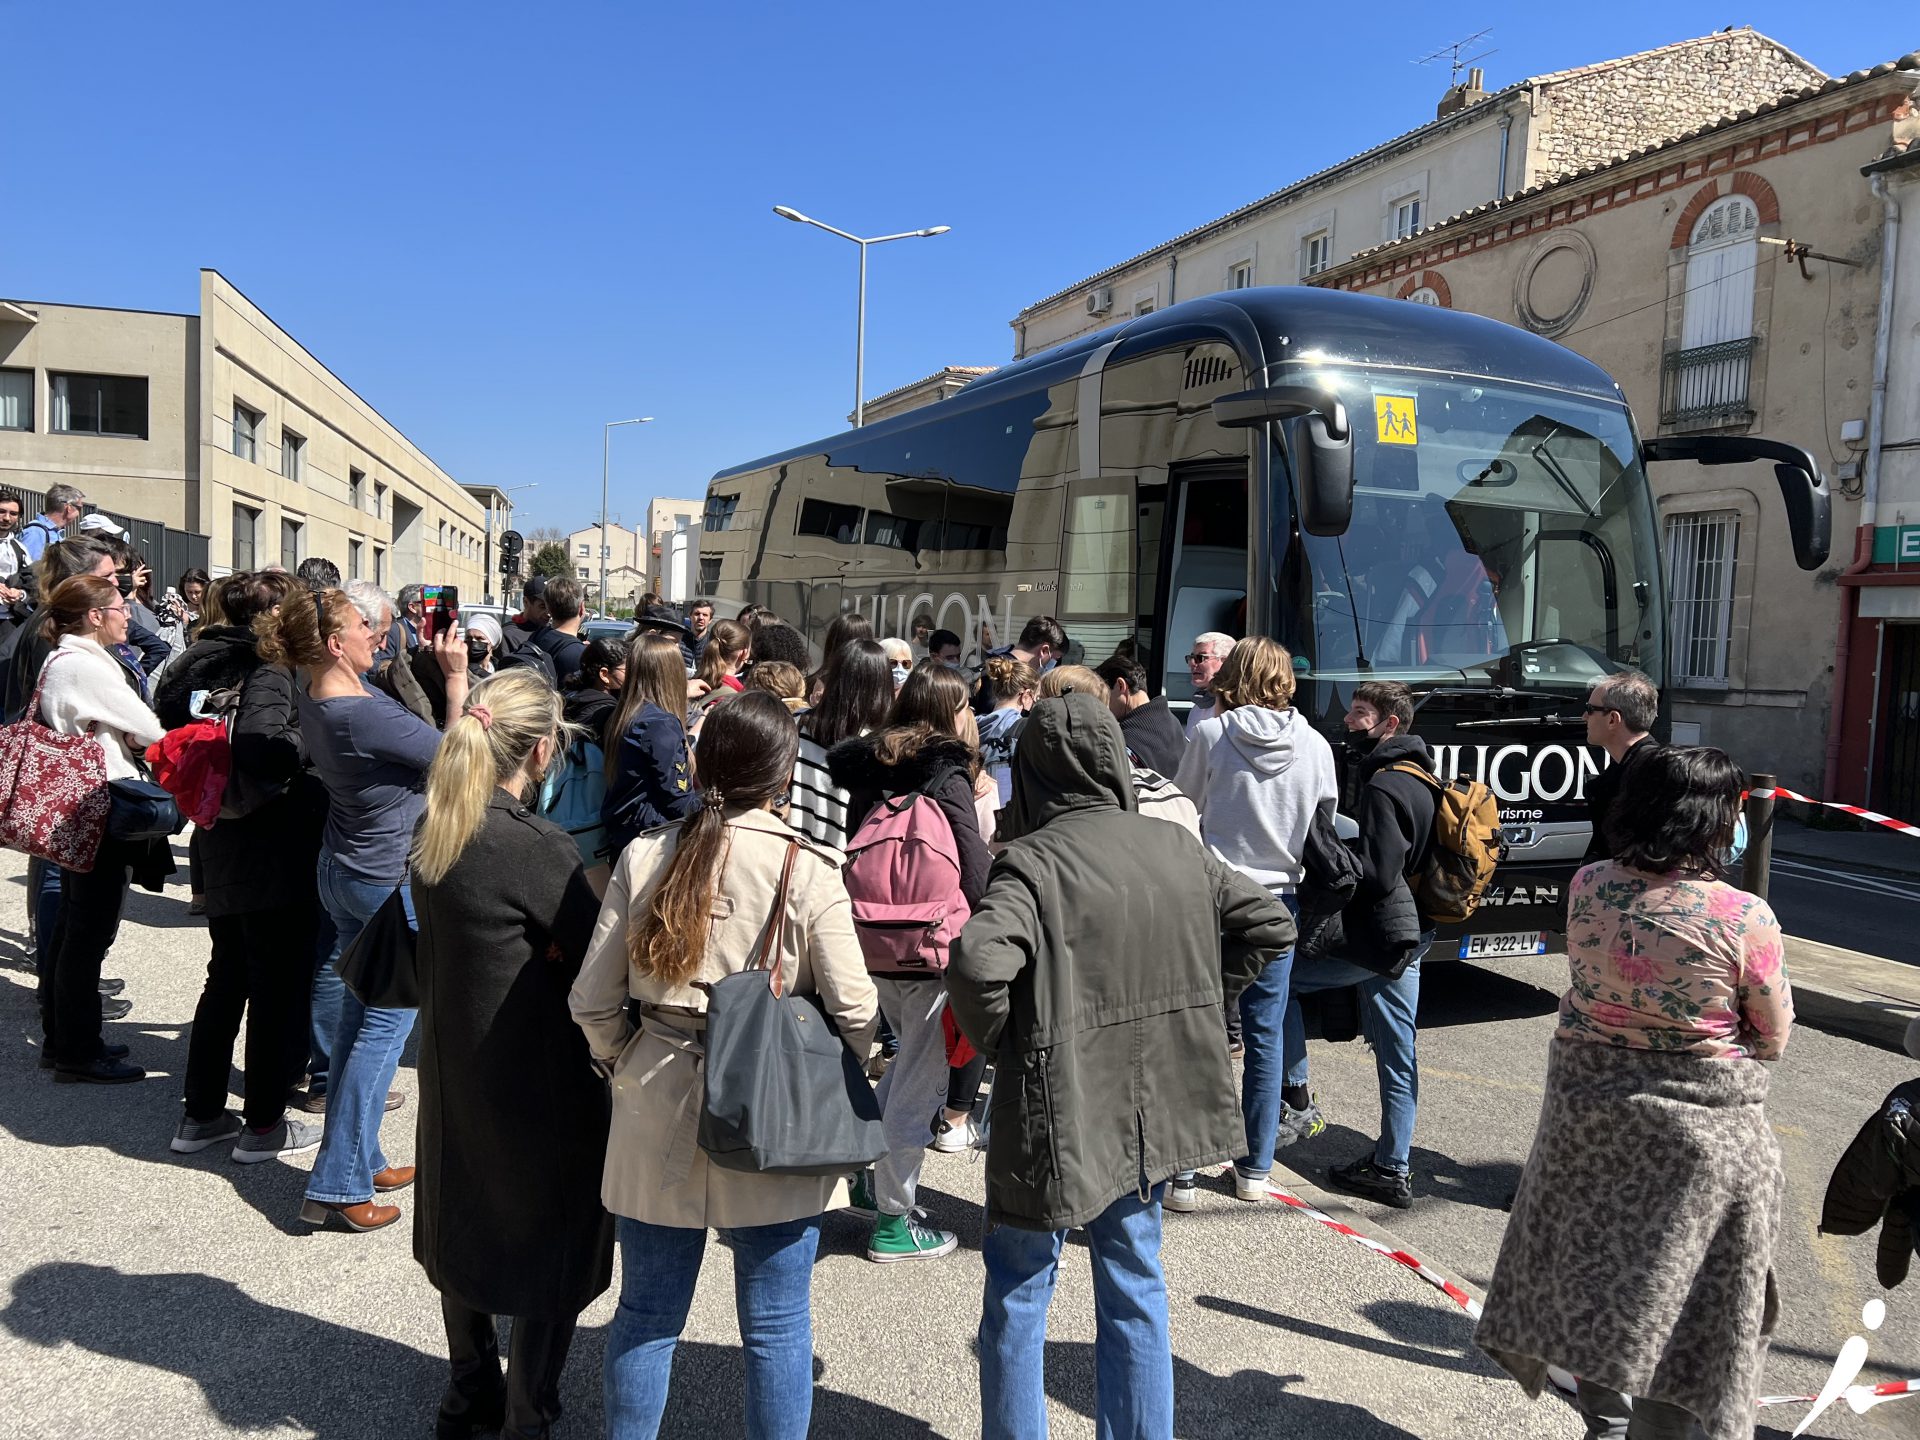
1581;671;1660;862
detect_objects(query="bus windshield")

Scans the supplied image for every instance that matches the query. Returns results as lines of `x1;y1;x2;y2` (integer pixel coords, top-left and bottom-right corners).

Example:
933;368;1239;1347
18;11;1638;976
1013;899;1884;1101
1288;371;1665;693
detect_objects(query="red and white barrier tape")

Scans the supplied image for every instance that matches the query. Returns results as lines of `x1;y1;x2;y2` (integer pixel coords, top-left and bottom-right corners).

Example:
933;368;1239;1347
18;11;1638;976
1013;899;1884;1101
1258;1174;1916;1414
1748;786;1920;840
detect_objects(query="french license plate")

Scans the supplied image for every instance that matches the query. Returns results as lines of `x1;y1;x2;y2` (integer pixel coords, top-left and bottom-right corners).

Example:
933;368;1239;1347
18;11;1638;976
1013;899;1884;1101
1458;930;1548;959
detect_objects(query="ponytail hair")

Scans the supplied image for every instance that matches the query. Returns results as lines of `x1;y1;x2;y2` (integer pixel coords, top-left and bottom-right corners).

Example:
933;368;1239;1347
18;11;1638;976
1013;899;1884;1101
254;586;353;670
695;619;751;688
411;670;566;886
628;691;799;987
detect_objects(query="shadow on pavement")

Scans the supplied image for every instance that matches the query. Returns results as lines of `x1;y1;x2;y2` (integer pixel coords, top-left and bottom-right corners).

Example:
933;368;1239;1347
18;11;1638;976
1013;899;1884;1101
1196;1295;1485;1377
1036;1340;1425;1436
1281;1121;1525;1216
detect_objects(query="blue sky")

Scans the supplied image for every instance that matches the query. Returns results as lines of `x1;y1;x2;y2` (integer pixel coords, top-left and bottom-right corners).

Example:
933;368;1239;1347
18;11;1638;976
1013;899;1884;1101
5;3;1913;539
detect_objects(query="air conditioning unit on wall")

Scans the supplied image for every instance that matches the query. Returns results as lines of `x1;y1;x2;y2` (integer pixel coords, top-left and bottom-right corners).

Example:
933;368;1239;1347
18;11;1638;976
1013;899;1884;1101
1085;286;1113;316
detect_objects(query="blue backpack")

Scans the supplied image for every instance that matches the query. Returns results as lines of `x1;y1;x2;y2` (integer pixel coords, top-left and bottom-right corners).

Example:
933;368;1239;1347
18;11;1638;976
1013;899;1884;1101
538;732;610;866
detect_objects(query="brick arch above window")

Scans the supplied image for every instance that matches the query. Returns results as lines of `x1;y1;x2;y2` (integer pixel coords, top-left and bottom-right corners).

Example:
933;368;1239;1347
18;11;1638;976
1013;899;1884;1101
1395;270;1452;307
1671;173;1780;250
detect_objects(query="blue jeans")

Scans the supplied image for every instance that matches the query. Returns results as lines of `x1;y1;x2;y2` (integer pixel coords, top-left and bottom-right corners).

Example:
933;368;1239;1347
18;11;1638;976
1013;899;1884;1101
979;1189;1173;1440
304;850;415;1205
31;856;63;1038
605;1215;820;1440
1281;937;1431;1175
1234;894;1300;1180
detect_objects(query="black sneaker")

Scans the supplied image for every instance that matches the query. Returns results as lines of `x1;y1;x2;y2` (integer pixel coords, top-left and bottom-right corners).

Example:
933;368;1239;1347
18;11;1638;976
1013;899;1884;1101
1327;1157;1413;1210
41;1043;128;1071
101;997;132;1022
55;1056;147;1085
98;977;126;996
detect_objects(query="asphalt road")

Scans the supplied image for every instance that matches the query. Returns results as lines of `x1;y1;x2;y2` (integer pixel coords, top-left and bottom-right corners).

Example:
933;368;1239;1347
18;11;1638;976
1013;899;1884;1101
1766;859;1920;966
1285;954;1920;1440
0;847;1580;1440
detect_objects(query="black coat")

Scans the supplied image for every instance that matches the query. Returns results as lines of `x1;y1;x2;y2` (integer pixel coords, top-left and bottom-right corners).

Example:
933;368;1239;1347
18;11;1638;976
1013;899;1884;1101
827;731;991;907
1303;736;1438;976
1584;734;1660;861
412;793;611;1319
1117;695;1189;779
948;695;1296;1229
157;628;328;917
1821;1078;1920;1288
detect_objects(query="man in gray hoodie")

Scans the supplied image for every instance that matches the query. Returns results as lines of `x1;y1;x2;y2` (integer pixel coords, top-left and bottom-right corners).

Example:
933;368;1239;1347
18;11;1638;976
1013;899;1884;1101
1173;637;1337;1202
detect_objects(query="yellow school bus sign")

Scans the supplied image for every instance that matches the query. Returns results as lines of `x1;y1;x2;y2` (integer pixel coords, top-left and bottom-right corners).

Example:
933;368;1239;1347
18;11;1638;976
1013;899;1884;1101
1375;394;1418;445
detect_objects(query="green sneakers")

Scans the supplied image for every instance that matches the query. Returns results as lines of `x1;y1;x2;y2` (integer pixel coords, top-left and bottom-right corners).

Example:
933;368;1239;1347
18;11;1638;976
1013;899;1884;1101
843;1169;878;1220
866;1211;958;1264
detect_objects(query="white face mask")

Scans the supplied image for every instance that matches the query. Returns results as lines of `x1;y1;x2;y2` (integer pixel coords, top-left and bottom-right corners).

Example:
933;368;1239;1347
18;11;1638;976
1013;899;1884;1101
890;663;911;687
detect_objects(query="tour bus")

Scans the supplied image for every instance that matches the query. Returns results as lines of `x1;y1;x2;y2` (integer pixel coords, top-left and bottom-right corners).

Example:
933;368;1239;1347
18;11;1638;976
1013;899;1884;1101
699;288;1830;959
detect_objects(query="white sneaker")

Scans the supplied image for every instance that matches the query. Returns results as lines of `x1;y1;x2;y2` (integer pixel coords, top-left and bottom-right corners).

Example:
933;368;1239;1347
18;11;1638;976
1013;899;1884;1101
1163;1181;1199;1213
926;1112;985;1154
1233;1168;1277;1202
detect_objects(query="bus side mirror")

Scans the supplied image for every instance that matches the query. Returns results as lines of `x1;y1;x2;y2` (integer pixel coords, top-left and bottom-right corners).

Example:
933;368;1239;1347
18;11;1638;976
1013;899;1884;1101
1642;436;1831;570
1212;385;1354;537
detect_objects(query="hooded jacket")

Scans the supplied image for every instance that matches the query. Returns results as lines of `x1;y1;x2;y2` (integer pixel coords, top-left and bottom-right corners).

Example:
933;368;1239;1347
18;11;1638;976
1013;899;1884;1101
826;731;991;907
948;695;1296;1230
1174;705;1338;894
1323;734;1438;975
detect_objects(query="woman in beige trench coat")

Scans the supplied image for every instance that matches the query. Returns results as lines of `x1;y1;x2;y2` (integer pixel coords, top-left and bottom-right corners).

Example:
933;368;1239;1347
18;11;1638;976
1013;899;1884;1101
570;691;879;1440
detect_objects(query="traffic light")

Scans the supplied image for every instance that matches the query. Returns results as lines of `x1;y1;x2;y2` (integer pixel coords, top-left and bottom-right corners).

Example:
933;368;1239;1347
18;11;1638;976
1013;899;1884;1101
499;529;525;558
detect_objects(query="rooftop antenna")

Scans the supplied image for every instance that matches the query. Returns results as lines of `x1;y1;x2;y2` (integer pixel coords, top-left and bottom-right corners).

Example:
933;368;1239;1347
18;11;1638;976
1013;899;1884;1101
1414;28;1497;86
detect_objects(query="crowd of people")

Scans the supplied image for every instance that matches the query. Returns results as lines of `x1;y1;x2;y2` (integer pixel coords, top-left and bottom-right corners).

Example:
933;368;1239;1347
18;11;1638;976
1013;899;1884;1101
1;487;1806;1440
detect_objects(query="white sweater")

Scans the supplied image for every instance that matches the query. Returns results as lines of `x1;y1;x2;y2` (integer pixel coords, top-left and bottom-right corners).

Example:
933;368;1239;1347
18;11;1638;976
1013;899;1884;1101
37;634;166;781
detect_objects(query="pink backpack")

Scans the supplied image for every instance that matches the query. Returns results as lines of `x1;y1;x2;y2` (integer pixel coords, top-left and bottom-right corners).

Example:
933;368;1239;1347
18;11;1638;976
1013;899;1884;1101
842;774;970;974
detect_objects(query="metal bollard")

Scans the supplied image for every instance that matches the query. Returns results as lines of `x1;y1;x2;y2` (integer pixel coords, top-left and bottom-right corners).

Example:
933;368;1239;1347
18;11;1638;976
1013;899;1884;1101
1742;771;1776;900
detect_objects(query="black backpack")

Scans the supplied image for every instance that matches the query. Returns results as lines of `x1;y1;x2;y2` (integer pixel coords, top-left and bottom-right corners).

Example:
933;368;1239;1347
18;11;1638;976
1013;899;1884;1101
496;643;558;686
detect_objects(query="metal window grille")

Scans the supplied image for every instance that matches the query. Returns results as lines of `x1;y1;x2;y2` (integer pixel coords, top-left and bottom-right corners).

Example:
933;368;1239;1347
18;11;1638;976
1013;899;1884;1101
1664;512;1738;686
1660;337;1756;427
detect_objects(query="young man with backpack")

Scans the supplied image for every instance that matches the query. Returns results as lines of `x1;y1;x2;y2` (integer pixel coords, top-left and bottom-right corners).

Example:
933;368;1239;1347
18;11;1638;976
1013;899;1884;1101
1276;680;1497;1209
947;695;1295;1436
827;668;991;1264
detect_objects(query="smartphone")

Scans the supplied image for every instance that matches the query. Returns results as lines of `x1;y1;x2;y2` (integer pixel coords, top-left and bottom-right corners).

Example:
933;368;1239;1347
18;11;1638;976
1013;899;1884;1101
419;584;460;645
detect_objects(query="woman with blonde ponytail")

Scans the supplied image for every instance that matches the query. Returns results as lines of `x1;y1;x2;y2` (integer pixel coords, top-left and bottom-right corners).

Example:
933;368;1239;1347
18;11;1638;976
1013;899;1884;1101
408;670;608;1440
276;586;467;1234
570;691;878;1439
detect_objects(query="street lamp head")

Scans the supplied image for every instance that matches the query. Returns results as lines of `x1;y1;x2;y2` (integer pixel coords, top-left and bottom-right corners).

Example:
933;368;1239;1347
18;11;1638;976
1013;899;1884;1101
921;226;952;237
773;206;810;224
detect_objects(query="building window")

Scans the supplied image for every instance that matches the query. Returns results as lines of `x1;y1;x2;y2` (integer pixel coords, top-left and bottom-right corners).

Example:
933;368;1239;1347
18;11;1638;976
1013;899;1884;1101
1407;286;1442;306
673;514;692;533
1229;260;1255;290
349;538;363;579
1665;512;1739;687
699;555;722;591
1132;298;1155;317
704;493;739;532
0;368;30;430
1664;195;1761;428
233;402;262;462
1391;196;1422;240
577;543;590;556
280;517;302;570
232;503;259;570
373;482;386;519
577;567;590;580
280;428;305;483
374;547;386;585
1302;231;1331;278
797;499;863;544
349;468;365;511
50;372;148;439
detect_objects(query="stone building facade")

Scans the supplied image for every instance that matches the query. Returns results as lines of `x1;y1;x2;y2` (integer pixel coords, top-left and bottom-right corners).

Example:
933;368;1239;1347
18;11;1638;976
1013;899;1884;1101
1312;55;1920;798
854;366;997;426
1009;29;1824;359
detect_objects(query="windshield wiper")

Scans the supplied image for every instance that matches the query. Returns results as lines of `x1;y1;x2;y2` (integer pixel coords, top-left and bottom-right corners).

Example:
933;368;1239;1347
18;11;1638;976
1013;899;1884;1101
1531;433;1598;518
1453;712;1585;729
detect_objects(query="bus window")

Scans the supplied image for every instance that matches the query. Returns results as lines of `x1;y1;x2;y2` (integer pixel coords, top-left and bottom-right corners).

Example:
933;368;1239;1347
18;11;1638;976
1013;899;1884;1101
1160;468;1248;703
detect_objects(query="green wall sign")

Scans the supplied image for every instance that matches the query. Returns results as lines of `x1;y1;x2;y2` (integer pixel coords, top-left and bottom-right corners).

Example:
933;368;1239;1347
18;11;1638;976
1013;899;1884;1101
1872;525;1920;564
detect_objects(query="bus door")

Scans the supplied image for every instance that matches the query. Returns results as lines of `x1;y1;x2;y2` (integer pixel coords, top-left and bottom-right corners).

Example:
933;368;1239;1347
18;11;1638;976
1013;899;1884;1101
1150;463;1249;708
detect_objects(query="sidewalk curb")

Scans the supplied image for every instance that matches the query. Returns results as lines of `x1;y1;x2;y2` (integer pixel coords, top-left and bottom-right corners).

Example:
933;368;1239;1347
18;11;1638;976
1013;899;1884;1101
1773;846;1920;886
1783;936;1920;1053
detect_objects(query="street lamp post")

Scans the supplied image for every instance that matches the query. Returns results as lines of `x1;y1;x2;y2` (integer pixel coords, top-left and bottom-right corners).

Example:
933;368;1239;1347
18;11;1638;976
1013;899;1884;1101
772;206;950;427
602;417;653;613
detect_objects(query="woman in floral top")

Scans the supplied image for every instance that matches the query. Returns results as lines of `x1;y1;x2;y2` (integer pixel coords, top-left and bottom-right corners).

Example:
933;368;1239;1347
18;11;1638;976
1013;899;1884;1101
1477;746;1793;1440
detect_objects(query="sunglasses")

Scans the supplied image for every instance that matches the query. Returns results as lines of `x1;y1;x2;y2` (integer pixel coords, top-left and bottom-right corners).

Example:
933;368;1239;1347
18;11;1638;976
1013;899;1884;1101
1581;704;1616;716
1184;653;1215;666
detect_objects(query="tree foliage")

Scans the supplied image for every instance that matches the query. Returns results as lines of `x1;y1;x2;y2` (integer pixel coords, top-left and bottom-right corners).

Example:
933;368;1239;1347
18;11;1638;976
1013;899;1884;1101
530;542;572;579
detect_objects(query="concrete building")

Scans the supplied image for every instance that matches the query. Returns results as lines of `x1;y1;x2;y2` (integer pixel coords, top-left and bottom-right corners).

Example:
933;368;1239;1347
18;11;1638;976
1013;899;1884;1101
463;483;519;606
566;519;643;589
1311;53;1920;798
853;366;997;426
0;271;486;594
1009;29;1823;358
645;497;703;602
